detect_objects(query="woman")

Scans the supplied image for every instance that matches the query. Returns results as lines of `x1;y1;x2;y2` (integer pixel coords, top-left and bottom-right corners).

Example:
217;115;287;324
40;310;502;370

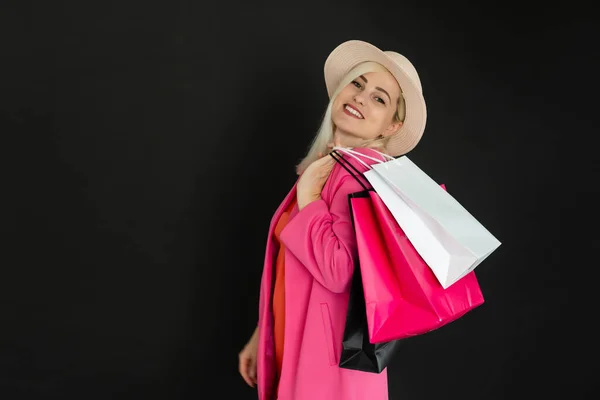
238;40;427;400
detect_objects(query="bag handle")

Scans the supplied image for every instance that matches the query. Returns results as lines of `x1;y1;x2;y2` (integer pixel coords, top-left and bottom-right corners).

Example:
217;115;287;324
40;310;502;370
329;150;372;192
332;148;373;170
332;147;394;165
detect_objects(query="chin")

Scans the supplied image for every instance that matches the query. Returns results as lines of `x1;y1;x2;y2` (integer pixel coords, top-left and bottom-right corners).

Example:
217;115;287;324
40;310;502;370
332;112;356;133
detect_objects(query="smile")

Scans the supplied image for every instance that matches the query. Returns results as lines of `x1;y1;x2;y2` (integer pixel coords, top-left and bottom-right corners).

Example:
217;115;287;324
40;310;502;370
344;104;364;119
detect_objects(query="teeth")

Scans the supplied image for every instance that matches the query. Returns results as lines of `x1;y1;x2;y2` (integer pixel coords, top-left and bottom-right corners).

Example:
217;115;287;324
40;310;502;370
345;105;363;118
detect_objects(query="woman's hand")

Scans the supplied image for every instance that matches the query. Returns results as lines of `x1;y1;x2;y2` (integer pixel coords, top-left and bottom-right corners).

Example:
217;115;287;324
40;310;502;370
296;149;337;211
238;327;259;388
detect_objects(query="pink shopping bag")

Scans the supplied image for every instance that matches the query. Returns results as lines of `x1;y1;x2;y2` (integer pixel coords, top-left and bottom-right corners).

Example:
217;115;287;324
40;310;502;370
331;150;485;344
352;188;485;343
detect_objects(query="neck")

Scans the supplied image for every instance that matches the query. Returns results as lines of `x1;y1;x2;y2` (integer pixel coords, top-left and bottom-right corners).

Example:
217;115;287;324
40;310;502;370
333;128;368;149
333;128;386;153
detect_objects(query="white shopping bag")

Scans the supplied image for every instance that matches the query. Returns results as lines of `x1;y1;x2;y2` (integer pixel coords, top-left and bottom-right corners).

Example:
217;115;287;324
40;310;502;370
334;147;501;289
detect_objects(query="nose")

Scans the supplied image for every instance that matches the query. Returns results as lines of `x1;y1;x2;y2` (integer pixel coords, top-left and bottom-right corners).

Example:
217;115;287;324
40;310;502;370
353;92;365;106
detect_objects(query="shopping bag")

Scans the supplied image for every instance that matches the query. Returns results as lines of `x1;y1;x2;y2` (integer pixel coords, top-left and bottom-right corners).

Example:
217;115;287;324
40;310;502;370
338;249;404;373
334;147;501;289
332;153;405;373
331;150;485;344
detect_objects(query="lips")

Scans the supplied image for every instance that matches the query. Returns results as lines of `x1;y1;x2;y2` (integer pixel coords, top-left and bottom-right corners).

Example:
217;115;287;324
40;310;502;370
344;104;364;119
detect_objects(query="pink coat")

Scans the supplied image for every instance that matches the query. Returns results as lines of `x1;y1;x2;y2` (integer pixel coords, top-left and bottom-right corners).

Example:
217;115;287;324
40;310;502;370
256;148;389;400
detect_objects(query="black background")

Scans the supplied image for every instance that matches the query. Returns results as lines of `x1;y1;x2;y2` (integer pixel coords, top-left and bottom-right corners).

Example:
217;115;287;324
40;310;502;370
2;1;597;399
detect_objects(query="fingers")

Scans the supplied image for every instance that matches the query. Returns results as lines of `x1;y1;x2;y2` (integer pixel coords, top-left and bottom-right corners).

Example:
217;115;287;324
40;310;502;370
320;154;336;176
319;150;335;159
314;153;335;167
238;355;249;384
317;154;335;168
239;352;255;387
249;357;257;386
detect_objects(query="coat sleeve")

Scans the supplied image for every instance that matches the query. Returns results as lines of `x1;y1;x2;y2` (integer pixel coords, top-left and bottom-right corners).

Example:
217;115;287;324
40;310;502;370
279;174;364;293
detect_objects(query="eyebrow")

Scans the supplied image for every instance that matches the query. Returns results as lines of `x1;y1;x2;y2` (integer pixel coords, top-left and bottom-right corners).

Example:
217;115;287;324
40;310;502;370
358;75;392;103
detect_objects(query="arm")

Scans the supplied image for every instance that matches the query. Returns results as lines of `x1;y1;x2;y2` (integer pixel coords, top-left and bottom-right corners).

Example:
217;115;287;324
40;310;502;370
279;175;363;293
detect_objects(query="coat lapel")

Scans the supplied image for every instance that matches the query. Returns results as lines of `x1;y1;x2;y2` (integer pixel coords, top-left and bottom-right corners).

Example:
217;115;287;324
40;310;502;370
268;180;298;233
257;179;298;400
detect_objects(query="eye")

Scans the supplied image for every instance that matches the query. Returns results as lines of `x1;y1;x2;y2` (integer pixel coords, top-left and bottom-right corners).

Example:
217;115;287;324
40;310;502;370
352;80;362;89
375;96;386;105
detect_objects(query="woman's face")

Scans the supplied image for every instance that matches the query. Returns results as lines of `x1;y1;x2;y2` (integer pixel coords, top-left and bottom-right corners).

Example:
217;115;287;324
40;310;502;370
331;70;402;147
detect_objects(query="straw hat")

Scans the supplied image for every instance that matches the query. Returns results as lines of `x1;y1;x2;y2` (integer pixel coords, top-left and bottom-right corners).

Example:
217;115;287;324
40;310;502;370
324;40;427;157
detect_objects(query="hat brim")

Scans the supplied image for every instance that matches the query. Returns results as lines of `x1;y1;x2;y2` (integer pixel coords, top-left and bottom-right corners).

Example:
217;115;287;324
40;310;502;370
324;40;427;157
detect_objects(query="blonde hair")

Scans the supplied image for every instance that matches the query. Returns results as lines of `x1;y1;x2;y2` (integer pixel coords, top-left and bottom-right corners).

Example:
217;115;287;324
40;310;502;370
296;61;406;174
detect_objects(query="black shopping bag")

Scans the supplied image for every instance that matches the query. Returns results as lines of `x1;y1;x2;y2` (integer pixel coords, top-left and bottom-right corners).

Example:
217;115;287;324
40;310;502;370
338;257;404;373
331;150;404;373
331;149;405;373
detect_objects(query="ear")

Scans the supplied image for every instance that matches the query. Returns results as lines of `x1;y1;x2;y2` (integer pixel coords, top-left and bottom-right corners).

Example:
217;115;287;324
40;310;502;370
382;121;403;137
